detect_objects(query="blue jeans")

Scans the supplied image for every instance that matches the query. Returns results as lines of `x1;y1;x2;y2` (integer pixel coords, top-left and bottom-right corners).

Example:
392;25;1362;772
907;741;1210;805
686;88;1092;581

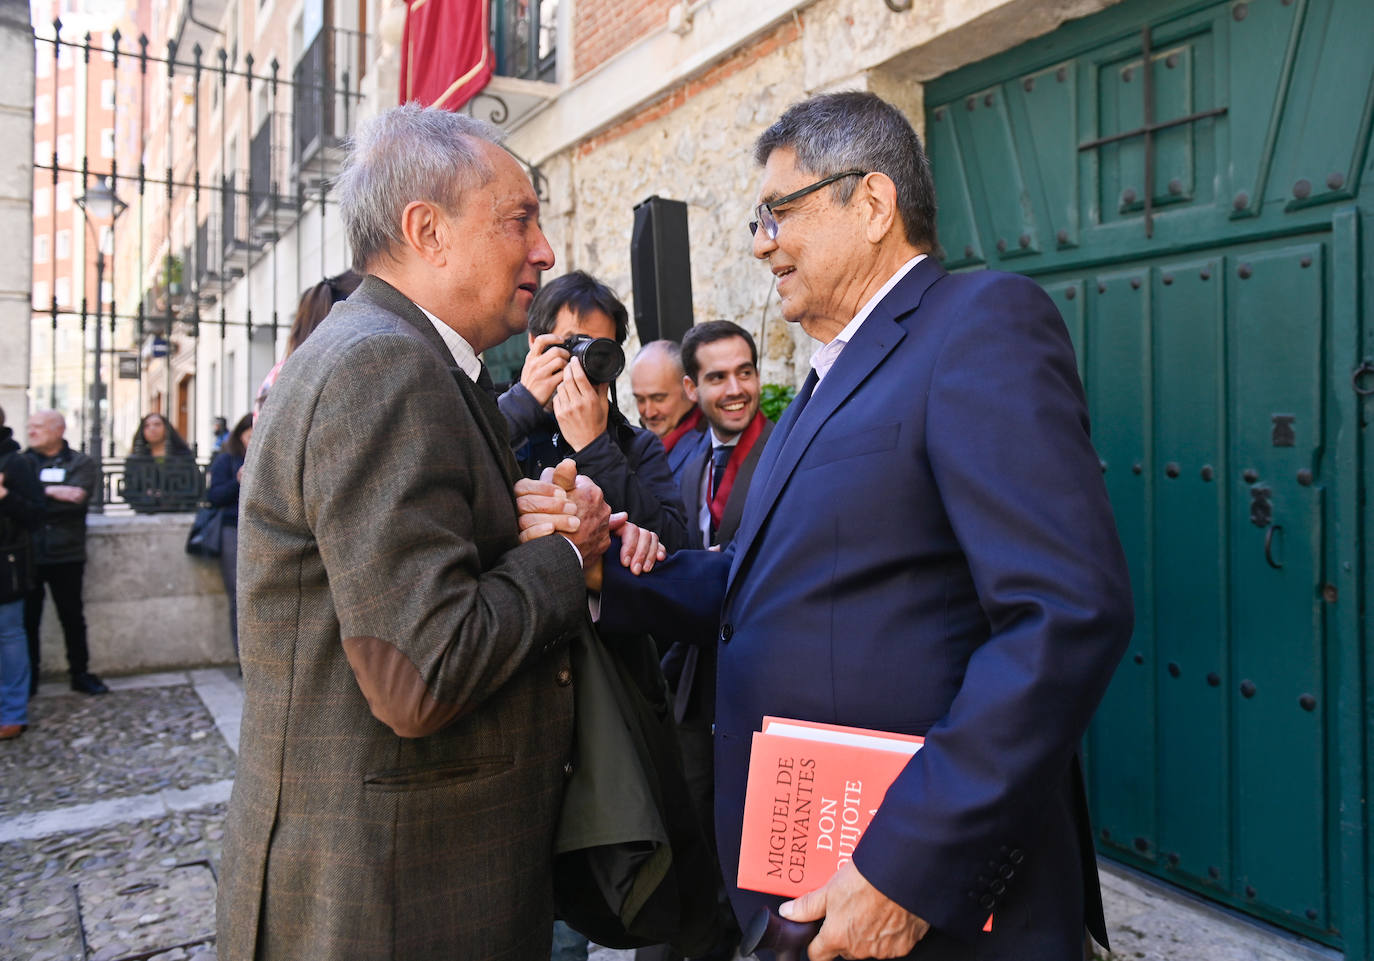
0;599;30;725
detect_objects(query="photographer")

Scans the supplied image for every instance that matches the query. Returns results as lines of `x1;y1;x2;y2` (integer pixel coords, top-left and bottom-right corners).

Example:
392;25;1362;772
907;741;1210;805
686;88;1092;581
498;270;690;553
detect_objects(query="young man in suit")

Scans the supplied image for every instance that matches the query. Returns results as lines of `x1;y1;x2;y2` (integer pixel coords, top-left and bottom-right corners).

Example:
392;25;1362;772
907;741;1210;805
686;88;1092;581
216;105;657;961
594;92;1133;961
677;322;773;551
631;340;706;485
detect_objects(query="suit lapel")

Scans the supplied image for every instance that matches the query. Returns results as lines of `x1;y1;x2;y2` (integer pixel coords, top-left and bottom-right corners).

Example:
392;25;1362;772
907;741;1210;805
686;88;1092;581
726;258;946;594
681;443;708;549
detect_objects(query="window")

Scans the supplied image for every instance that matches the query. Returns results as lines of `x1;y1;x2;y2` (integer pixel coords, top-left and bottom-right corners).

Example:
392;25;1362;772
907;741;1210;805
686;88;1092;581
56;134;72;164
34;235;49;263
99;225;113;252
36;51;50;78
57;85;72;116
34;140;50;164
58;46;72;69
101;79;115;109
101;128;115;159
55;276;70;306
33;281;49;307
56;181;71;211
34;187;50;213
101;280;113;304
35;94;51;124
56;230;71;259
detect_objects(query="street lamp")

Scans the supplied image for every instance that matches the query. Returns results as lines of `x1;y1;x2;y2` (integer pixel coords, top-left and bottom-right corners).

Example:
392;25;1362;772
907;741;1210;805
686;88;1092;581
75;175;127;514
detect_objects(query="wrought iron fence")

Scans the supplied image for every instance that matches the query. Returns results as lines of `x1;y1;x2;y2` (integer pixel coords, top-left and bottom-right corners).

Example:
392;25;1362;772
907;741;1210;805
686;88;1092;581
31;8;555;487
31;19;369;469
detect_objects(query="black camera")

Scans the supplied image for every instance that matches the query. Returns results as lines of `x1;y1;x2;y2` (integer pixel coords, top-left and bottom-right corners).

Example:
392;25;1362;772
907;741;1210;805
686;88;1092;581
562;334;625;385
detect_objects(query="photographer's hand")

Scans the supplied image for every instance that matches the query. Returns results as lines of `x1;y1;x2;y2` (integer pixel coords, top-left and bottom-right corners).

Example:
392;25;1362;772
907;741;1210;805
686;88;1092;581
553;358;611;452
520;333;570;407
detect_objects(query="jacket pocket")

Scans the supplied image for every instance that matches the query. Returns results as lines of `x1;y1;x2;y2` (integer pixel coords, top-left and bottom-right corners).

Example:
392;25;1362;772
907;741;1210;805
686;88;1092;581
801;422;900;470
362;754;514;792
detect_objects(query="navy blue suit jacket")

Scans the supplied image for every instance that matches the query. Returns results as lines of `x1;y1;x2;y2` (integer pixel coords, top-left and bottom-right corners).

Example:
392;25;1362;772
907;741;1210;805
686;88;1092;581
603;258;1133;959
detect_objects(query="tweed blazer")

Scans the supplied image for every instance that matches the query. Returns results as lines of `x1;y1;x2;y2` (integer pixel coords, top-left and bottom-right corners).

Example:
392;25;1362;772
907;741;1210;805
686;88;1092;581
217;276;588;961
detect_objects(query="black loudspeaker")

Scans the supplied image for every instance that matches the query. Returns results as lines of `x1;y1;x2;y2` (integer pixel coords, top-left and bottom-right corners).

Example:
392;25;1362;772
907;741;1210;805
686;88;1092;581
630;196;694;345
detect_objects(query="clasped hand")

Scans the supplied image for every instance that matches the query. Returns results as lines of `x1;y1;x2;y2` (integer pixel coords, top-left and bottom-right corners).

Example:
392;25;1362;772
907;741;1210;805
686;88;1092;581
513;459;665;590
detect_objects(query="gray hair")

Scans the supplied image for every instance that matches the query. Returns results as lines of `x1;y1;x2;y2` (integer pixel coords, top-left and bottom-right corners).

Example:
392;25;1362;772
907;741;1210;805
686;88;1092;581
336;104;505;271
753;91;937;249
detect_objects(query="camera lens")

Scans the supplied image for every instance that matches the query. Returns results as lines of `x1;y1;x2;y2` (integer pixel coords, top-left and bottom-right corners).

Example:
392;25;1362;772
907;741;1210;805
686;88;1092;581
566;336;625;384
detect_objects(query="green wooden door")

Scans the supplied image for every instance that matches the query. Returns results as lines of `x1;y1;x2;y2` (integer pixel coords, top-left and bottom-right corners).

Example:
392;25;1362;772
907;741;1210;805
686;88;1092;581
925;0;1371;953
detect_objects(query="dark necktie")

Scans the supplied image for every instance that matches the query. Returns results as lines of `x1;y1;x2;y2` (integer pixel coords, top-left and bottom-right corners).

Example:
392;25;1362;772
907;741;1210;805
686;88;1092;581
475;362;497;402
710;444;733;501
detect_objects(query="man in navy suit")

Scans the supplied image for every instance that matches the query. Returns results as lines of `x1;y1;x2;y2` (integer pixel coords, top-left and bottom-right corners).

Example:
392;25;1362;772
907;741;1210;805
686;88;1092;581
594;92;1133;960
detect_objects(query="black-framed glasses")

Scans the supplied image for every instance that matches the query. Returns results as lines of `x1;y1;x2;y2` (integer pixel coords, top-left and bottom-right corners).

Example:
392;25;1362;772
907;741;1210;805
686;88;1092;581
748;170;867;240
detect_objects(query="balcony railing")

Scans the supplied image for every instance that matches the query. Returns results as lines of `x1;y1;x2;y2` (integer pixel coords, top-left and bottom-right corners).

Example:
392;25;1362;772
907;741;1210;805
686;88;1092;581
291;26;365;182
492;0;557;83
108;455;210;514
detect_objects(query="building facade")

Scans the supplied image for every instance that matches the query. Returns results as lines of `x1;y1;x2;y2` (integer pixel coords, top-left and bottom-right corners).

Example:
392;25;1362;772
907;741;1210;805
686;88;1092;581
24;0;1373;955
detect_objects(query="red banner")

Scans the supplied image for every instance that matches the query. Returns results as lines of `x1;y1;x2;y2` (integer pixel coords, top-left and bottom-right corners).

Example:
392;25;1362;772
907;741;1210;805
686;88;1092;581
399;0;493;111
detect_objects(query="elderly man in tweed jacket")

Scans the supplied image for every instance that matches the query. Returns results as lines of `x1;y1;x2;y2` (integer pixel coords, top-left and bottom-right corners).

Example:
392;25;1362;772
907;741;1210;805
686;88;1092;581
217;106;623;961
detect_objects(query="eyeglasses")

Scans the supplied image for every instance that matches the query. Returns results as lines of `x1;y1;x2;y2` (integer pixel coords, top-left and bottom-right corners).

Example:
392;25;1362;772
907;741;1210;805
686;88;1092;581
748;170;867;240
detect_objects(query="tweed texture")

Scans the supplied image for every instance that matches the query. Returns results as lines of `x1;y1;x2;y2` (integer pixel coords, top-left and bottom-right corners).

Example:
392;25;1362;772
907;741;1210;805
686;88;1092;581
217;277;587;961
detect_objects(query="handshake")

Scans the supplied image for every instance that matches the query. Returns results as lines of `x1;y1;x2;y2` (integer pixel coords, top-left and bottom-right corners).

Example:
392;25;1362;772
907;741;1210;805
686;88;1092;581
513;458;666;591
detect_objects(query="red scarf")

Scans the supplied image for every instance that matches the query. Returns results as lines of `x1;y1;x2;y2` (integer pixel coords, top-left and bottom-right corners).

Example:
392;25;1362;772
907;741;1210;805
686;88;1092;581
662;407;703;453
710;410;767;529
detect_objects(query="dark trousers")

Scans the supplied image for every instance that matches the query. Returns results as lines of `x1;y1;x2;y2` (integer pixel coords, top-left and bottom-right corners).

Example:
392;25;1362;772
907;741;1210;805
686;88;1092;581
24;561;89;679
220;524;239;656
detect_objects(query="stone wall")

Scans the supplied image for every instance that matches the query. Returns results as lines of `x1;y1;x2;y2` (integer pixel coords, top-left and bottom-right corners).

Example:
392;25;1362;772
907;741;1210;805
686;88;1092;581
0;0;34;428
32;514;236;680
522;0;1121;407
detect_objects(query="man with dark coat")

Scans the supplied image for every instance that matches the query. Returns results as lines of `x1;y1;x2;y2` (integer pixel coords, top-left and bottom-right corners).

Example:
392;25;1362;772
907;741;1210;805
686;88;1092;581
599;92;1132;961
216;105;622;961
499;271;691;553
23;409;106;696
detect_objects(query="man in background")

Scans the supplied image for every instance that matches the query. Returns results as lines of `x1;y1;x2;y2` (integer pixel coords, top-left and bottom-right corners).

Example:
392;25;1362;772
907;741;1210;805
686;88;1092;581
499;271;690;552
23;410;105;696
631;340;705;485
677;322;772;551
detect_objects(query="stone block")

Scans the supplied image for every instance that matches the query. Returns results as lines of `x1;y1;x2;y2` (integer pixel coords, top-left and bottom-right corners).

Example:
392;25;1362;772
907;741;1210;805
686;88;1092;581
34;514;236;678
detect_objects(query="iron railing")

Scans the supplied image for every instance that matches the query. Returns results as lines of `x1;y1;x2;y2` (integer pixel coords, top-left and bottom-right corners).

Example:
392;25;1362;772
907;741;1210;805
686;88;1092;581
493;0;557;83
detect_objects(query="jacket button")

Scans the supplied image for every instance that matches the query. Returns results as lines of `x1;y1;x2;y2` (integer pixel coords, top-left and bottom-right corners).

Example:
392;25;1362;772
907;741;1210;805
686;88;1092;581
1009;848;1025;864
991;880;1005;895
563;761;573;776
999;865;1014;879
980;894;995;909
720;623;733;643
555;669;572;687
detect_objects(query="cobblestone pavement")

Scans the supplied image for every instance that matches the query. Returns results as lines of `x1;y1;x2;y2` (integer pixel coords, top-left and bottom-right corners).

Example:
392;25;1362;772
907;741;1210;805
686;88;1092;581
0;672;235;961
0;670;1333;961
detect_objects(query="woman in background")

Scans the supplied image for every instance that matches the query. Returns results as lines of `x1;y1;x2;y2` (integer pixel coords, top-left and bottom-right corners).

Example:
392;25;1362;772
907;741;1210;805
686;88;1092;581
254;270;362;416
206;413;252;655
124;413;196;513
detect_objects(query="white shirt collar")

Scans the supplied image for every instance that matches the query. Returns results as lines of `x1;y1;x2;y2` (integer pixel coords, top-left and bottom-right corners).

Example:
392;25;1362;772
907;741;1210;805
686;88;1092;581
709;427;738;449
810;253;927;383
414;303;482;382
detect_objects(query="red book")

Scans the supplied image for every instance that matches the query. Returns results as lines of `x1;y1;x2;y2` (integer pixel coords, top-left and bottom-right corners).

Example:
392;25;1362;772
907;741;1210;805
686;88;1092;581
737;718;923;899
738;717;993;933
